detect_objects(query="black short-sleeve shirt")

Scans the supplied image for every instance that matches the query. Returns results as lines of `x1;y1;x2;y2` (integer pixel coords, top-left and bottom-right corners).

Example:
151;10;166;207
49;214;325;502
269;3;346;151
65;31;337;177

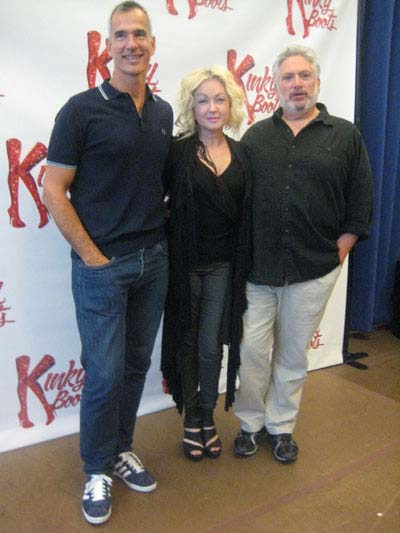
47;80;173;257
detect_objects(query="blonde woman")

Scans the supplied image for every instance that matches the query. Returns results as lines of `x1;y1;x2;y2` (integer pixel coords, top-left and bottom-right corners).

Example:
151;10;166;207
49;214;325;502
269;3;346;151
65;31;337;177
161;67;252;461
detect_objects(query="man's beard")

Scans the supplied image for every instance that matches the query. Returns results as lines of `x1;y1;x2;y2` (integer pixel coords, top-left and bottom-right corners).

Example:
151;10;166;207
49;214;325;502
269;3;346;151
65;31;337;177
279;86;319;114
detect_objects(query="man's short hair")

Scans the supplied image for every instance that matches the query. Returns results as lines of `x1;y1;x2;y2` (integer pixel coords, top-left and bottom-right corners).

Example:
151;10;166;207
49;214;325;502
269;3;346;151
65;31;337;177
273;45;320;82
109;1;152;36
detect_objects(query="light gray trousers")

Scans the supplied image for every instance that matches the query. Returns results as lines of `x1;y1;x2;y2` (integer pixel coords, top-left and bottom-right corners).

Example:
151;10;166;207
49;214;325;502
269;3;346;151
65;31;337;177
235;266;341;435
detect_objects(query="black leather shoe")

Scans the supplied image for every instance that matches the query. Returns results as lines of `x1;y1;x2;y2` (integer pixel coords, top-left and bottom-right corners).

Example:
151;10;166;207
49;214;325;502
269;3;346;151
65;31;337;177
233;427;266;456
267;433;298;463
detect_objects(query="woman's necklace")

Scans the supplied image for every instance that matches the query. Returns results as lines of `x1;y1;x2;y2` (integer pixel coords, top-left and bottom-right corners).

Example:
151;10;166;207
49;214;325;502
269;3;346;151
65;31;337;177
197;139;218;175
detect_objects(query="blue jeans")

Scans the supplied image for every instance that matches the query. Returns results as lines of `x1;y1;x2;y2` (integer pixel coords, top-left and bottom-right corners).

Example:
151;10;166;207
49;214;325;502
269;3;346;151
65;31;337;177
179;261;231;417
71;241;168;475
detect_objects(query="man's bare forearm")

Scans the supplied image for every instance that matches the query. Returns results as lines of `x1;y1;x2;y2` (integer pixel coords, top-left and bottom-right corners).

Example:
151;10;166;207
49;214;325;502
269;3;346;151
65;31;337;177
43;166;109;266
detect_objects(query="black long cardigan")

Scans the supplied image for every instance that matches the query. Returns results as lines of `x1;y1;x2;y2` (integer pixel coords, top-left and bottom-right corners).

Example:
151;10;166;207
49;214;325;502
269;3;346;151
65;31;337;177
161;133;253;412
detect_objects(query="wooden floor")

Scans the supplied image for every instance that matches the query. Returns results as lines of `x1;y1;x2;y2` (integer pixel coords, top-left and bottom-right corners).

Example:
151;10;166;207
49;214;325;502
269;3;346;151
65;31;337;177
0;328;399;532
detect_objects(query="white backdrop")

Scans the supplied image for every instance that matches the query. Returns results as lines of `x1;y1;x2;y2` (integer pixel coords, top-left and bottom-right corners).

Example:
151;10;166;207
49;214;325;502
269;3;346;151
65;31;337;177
0;0;357;452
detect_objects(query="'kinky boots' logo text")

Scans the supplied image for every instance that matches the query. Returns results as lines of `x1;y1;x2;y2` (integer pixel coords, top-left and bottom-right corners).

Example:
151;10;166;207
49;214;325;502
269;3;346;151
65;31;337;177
6;139;49;229
227;50;279;125
16;355;85;428
86;31;160;92
0;281;15;328
285;0;337;39
309;328;325;350
87;31;111;88
166;0;233;19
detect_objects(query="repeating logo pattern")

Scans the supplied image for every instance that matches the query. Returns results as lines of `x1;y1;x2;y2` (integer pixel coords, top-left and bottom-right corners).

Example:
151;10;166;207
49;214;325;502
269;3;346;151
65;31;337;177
2;2;341;436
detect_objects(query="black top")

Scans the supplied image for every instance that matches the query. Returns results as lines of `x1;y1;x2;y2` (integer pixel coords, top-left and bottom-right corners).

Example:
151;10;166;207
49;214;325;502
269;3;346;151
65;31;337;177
47;80;173;257
242;103;373;286
193;156;245;266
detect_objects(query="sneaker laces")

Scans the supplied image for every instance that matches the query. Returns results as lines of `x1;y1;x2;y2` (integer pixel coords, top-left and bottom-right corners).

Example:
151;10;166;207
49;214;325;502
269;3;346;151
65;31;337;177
85;474;112;501
118;451;145;474
273;434;296;452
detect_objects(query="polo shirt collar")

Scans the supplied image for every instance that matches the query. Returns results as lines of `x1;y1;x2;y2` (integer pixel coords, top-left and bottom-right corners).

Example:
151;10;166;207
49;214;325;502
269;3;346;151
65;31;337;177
98;80;157;102
273;102;333;126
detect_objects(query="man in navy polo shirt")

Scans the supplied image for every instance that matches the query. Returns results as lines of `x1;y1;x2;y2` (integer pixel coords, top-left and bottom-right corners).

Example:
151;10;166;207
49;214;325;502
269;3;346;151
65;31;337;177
44;2;172;525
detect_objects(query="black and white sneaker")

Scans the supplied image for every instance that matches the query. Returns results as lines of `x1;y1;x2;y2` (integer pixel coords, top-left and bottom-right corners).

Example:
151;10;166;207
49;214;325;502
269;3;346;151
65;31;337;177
114;451;157;492
267;433;298;463
234;427;266;456
82;474;112;525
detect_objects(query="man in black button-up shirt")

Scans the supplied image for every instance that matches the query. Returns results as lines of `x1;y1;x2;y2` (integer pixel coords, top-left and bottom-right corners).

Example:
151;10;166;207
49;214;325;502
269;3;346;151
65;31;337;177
233;45;373;464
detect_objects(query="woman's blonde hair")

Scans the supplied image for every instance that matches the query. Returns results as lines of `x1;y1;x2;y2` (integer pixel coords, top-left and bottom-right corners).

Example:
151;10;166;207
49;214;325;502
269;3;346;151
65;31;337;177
175;66;245;136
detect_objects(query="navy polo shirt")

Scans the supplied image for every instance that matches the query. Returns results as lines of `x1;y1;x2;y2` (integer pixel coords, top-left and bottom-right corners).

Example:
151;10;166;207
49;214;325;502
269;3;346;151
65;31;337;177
47;80;173;257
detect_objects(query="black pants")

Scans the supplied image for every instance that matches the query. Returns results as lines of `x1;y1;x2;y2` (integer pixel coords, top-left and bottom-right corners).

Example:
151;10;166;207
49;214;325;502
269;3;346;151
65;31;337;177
179;261;231;418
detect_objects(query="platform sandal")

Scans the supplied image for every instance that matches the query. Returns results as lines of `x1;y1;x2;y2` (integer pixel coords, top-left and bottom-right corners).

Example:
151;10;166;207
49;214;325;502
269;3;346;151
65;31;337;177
202;425;222;458
202;411;222;459
183;420;204;462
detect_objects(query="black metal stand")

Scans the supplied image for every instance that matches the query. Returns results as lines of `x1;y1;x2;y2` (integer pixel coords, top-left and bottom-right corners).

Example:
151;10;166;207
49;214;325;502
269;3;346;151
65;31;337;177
341;248;369;370
390;259;400;339
341;13;371;370
343;350;369;369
